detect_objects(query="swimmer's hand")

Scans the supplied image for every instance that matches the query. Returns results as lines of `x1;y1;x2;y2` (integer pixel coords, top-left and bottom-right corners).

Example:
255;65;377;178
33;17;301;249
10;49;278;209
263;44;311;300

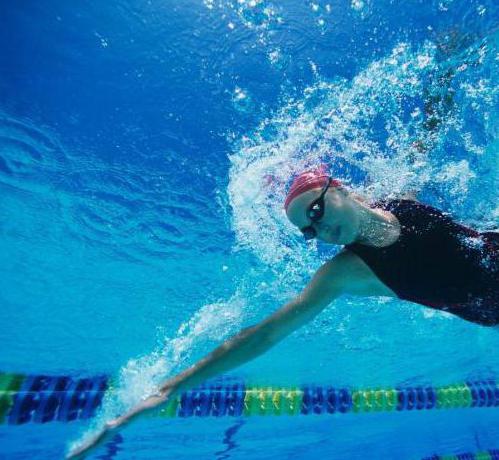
66;266;346;458
65;389;173;459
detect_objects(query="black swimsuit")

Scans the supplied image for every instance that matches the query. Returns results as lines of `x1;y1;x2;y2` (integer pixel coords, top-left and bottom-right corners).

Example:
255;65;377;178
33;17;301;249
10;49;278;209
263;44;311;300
345;200;499;326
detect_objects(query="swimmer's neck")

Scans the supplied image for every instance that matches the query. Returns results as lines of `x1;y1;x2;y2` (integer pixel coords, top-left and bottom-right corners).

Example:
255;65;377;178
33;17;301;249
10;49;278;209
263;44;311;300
353;201;400;248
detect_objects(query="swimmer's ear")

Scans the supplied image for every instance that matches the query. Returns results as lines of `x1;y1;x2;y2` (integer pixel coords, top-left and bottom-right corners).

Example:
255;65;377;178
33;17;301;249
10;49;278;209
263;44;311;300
333;184;362;201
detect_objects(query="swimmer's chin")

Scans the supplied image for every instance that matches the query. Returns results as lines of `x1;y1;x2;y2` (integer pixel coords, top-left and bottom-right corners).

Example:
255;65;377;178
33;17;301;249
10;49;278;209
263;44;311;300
320;226;357;245
320;226;346;245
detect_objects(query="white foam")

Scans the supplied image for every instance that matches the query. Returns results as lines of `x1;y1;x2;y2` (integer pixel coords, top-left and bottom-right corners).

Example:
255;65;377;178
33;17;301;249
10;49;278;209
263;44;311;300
68;294;246;454
228;42;440;279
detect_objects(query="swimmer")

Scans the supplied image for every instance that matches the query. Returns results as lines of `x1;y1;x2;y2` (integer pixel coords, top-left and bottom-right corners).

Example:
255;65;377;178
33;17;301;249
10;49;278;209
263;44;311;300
67;167;498;459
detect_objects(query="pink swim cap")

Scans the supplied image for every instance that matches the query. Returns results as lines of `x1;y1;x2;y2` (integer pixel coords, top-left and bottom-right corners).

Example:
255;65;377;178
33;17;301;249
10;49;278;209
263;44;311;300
284;165;341;211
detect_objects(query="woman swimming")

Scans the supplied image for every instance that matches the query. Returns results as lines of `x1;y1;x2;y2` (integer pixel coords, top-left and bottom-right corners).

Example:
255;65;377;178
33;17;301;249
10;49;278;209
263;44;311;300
67;167;498;459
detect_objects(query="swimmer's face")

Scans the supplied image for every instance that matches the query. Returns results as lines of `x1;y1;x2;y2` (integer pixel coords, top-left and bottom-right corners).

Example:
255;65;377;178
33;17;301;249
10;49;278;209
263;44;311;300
286;187;360;244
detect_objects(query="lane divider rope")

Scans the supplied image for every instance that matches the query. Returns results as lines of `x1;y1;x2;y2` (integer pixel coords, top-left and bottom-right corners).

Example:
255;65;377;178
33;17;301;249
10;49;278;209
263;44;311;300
1;372;498;424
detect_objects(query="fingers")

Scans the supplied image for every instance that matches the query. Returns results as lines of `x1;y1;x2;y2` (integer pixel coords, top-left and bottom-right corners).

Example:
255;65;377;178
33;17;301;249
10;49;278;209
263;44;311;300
66;426;110;459
66;390;172;459
105;419;121;430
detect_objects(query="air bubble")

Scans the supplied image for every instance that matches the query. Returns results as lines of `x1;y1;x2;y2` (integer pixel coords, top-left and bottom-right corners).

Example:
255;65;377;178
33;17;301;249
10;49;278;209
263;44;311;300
231;87;255;113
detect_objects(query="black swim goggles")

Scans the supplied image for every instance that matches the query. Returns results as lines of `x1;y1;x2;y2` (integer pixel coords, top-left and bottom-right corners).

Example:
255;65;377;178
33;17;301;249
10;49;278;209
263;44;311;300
300;177;332;241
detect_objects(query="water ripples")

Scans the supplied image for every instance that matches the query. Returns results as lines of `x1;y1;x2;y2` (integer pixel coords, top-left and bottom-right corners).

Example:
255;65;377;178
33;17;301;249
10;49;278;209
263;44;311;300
0;115;67;184
0;114;225;268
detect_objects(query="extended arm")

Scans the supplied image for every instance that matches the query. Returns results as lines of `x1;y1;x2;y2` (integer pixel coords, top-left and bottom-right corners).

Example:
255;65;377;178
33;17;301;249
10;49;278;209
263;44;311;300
67;252;358;459
160;252;352;396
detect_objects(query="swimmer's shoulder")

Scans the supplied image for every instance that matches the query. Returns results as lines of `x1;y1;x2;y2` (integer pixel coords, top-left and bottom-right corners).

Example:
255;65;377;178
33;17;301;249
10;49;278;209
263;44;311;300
398;191;419;201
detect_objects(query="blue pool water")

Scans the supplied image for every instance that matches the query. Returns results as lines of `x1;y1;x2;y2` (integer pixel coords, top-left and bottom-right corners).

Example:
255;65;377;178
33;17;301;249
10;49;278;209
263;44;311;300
1;1;498;458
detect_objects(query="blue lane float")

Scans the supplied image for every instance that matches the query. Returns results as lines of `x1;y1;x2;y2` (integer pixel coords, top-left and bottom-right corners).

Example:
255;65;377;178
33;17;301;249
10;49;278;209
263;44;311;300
1;372;499;424
1;374;108;425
